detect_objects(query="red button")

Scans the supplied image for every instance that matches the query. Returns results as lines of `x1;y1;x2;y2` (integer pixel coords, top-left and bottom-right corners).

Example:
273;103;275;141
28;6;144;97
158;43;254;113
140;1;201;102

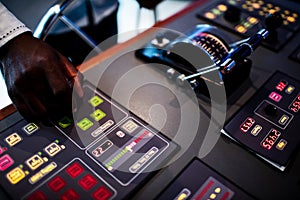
48;176;66;192
27;190;47;200
66;162;84;178
92;186;112;200
61;189;80;200
78;174;97;191
0;154;14;171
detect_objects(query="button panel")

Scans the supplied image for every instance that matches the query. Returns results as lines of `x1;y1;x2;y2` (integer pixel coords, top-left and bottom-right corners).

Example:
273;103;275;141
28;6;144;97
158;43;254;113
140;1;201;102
24;159;116;200
222;71;300;171
197;0;300;51
55;85;128;149
0;82;178;200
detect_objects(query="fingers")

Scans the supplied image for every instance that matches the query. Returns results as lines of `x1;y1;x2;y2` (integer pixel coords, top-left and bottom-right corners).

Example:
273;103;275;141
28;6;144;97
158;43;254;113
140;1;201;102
10;87;48;122
60;56;84;98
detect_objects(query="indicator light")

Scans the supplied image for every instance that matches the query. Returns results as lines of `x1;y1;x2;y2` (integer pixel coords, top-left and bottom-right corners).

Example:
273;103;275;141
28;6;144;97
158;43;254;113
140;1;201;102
276;139;287;150
90;109;106;122
89;96;103;107
77;118;94;131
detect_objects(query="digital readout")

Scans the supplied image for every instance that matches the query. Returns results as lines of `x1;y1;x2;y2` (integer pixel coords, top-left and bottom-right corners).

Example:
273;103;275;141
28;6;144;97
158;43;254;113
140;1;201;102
261;129;281;150
289;93;300;113
240;117;255;133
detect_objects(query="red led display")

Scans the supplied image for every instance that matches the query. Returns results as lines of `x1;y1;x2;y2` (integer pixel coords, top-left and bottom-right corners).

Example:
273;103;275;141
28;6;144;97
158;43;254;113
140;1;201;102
276;80;288;91
66;162;84;178
240;117;255;133
48;176;66;192
92;186;112;200
289;93;300;113
261;129;281;150
78;174;98;191
61;189;80;200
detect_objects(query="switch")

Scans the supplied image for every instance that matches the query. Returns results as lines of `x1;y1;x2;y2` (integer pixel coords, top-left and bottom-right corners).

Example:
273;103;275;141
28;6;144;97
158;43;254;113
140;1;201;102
264;104;278;116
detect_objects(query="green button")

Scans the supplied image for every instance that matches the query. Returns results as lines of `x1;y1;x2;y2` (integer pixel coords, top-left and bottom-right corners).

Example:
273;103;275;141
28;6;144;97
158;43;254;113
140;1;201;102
89;96;103;107
77;118;93;131
90;109;106;121
58;116;73;128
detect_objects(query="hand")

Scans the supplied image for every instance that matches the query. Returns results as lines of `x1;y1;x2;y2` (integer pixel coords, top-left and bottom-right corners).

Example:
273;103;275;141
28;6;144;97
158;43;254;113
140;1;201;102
0;32;84;122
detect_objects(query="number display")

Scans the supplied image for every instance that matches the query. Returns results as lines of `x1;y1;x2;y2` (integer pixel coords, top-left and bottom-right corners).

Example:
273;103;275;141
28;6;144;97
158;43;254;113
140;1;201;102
261;129;281;150
240;117;255;133
289;93;300;113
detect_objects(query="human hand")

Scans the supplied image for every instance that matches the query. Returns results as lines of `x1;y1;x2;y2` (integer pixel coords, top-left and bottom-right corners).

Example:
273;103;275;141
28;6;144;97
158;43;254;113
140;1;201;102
0;32;84;122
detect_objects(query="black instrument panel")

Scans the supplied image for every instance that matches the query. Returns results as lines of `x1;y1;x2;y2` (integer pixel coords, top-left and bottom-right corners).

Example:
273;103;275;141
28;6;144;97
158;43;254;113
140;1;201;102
1;0;300;199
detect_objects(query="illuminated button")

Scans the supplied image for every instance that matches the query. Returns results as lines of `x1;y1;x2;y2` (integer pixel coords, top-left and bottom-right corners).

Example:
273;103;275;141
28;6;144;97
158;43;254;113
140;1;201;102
251;125;262;136
204;12;216;20
90;109;106;122
66;162;84;178
248;17;259;24
6;167;26;184
292;13;298;18
235;25;247;33
268;9;275;14
0;154;14;171
41;162;57;175
48;176;66;192
215;187;221;193
284;10;290;15
210;193;217;199
217;4;227;12
252;3;260;9
121;119;139;133
29;162;57;184
116;131;125;138
267;3;273;8
79;174;97;191
287;16;296;23
285;85;295;94
26;154;44;170
58;116;73;128
276;139;287;150
175;188;191;200
61;189;80;200
91;120;114;137
92;186;112;200
77;118;94;131
89;96;103;107
268;92;282;102
23;123;39;135
5;133;22;147
275;6;280;11
44;142;62;157
29;172;43;184
279;115;289;125
27;191;47;200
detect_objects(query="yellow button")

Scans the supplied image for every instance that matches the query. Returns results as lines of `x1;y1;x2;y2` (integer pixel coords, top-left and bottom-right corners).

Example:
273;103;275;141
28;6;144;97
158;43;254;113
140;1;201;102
6;167;26;184
204;12;216;20
218;4;227;12
5;133;22;147
26;155;44;170
44;143;62;157
276;139;287;150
